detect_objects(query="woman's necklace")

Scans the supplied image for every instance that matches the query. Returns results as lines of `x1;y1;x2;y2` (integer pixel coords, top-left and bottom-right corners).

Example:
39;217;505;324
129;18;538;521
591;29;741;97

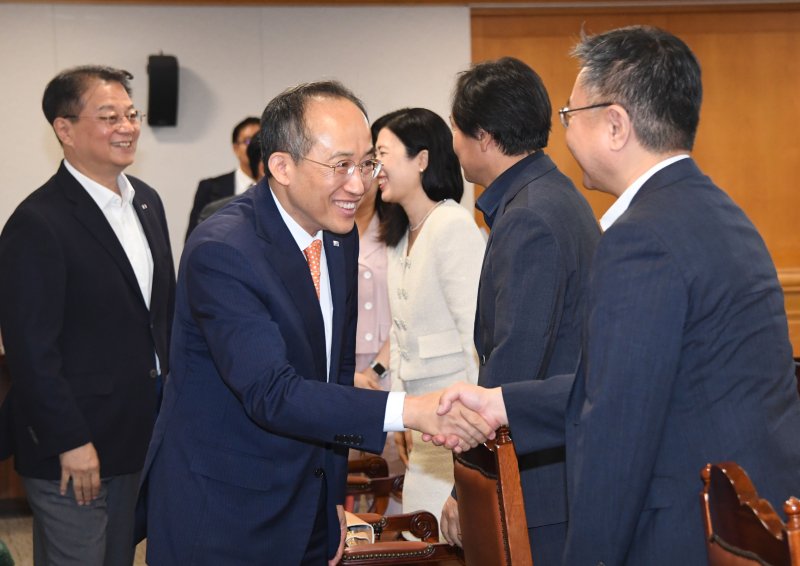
409;199;448;232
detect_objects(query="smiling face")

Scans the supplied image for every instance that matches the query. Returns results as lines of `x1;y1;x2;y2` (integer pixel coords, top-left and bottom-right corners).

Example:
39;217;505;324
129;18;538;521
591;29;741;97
271;96;372;236
54;79;139;190
374;127;426;207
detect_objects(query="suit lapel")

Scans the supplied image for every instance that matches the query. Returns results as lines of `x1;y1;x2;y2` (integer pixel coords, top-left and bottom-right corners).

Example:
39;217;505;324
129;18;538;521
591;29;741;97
59;165;146;308
629;157;701;208
133;187;168;317
325;233;345;384
253;180;327;381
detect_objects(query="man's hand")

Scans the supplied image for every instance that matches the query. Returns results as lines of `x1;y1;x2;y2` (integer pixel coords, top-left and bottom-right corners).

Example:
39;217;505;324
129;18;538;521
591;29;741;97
329;504;347;566
403;390;498;453
59;442;100;505
354;371;381;391
424;384;508;449
440;495;462;547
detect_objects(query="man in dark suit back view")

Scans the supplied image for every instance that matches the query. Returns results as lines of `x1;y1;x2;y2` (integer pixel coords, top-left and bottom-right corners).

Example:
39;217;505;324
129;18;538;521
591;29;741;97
0;65;175;566
184;116;260;240
433;26;800;565
439;57;600;564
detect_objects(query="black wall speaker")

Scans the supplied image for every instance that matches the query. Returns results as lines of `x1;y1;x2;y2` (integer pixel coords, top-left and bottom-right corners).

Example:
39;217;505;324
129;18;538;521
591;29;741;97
147;54;179;127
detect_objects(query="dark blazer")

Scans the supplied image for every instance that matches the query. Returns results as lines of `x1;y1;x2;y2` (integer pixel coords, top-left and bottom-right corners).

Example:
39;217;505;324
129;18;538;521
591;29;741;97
508;158;800;565
140;180;389;565
185;170;235;240
475;151;599;564
0;162;175;479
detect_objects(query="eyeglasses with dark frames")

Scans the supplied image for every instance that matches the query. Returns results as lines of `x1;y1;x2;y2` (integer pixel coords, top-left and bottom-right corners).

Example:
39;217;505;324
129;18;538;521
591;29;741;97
302;157;383;181
558;102;614;127
63;109;145;128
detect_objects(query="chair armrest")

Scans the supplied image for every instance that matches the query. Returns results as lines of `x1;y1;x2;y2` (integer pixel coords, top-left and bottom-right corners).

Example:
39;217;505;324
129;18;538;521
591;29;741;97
354;511;439;543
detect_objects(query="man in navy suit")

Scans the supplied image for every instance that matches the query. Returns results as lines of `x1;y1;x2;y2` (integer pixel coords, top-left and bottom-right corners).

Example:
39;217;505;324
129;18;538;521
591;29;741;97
139;81;495;565
433;26;800;564
185;116;260;240
439;57;600;563
0;66;175;566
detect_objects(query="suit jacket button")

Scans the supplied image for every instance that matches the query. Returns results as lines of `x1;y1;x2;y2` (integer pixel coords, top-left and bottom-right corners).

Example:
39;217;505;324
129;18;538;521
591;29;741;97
355;435;363;444
149;369;158;378
314;468;325;478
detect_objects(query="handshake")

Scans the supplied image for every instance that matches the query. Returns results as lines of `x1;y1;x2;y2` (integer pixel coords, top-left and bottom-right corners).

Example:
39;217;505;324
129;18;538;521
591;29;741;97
402;383;509;452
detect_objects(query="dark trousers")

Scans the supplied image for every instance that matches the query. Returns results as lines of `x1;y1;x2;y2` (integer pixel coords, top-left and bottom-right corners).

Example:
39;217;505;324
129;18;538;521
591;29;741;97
23;472;140;566
301;482;329;566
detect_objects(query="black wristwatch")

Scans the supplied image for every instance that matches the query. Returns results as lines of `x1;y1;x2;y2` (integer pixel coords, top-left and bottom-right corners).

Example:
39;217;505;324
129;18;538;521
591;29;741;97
369;360;389;380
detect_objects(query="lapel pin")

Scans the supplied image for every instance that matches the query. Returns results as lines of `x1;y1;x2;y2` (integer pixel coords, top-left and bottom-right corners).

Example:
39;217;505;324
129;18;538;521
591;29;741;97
140;203;148;210
333;240;340;247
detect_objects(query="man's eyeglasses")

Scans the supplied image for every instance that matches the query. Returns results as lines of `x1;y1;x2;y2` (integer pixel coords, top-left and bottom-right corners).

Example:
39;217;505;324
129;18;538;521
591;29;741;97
558;102;614;127
64;110;145;128
303;157;383;181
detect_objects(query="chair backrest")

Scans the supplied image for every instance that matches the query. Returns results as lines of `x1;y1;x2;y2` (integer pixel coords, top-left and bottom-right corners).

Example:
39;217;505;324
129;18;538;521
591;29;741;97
453;426;532;566
347;474;404;515
701;462;800;566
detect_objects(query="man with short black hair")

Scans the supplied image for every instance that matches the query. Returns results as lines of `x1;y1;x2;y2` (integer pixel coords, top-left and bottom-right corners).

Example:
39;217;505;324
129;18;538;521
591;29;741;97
185;115;260;239
0;65;175;566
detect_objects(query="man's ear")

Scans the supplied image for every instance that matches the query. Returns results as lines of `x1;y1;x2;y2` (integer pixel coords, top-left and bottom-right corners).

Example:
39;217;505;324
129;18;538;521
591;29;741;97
53;117;74;148
607;105;632;151
477;129;492;152
268;152;293;186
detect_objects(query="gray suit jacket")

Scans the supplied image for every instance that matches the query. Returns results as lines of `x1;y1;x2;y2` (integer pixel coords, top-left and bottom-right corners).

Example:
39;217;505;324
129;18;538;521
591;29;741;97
475;151;599;562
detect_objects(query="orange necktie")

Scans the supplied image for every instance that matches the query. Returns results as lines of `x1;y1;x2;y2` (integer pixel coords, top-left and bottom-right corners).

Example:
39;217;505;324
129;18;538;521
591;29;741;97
303;239;322;299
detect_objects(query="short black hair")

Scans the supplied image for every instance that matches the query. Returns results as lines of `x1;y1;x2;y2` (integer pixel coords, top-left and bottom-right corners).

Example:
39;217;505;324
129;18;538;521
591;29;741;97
572;25;702;152
259;81;368;178
232;116;260;145
42;65;133;125
246;136;262;180
451;57;551;155
375;108;464;247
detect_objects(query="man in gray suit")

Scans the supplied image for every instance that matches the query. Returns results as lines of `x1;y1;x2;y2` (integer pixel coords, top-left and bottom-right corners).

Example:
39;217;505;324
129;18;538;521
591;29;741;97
440;57;600;564
434;26;800;565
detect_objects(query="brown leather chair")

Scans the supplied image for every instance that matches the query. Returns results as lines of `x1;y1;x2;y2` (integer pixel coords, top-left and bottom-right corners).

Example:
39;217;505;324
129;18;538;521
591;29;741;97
341;511;463;565
347;474;404;515
701;462;800;565
454;426;532;566
340;426;530;565
346;455;402;515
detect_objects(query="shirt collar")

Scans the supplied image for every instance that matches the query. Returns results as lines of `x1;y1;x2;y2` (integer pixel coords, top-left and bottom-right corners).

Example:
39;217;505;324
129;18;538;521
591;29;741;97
268;182;322;250
235;167;254;195
599;154;689;231
63;159;135;210
476;151;543;229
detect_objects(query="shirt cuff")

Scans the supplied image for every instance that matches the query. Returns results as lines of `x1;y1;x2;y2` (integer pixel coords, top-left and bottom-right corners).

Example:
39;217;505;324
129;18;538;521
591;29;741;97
383;391;406;432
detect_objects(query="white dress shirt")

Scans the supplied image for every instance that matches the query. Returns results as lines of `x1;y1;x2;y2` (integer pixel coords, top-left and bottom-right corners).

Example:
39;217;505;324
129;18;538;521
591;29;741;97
64;159;158;370
234;168;254;195
269;185;405;431
600;154;690;231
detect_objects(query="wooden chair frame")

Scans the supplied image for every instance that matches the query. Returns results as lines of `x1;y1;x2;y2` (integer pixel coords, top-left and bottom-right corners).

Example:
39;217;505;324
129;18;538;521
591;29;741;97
701;462;800;565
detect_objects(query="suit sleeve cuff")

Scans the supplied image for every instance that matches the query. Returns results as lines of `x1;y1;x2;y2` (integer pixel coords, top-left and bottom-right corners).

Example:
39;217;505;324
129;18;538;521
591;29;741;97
383;391;406;432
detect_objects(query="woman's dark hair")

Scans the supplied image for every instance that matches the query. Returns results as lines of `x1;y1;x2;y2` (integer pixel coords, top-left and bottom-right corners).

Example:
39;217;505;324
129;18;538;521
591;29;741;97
375;108;464;247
